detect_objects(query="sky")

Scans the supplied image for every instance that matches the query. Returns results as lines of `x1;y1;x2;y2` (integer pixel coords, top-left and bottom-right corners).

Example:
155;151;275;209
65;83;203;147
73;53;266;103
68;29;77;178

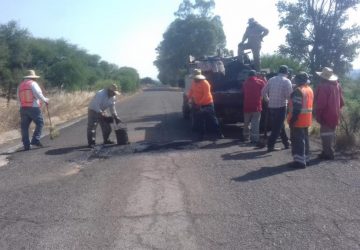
1;0;359;79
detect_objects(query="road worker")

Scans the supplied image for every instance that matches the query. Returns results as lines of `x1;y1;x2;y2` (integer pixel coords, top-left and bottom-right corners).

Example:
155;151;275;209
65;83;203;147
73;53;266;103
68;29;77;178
17;70;49;151
314;67;344;160
238;18;269;71
188;69;224;140
87;84;122;148
287;72;313;168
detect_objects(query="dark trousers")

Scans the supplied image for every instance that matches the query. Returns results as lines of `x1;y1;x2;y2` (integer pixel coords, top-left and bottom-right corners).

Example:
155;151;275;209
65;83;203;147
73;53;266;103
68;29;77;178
87;109;111;145
193;104;222;138
20;107;44;149
267;107;289;149
290;127;310;165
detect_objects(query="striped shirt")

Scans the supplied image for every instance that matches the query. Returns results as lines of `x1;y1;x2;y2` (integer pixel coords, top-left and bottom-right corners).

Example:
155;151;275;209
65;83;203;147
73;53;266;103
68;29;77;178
261;74;292;108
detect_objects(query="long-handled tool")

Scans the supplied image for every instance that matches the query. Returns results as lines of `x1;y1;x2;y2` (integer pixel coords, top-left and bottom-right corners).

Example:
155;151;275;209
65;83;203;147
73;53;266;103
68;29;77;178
46;104;59;139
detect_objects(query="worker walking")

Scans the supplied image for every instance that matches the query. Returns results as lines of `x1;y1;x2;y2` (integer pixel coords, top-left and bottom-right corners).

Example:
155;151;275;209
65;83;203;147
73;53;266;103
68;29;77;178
17;70;49;151
287;72;314;168
188;69;223;140
87;84;122;148
238;18;269;71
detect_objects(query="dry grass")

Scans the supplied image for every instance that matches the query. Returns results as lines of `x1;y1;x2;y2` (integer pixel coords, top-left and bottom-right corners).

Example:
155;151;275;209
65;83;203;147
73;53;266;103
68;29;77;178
0;91;94;144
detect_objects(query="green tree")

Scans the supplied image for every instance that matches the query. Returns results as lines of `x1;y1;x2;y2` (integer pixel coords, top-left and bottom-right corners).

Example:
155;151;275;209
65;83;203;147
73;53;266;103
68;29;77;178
261;54;306;73
0;21;31;97
277;0;360;76
0;21;141;94
117;67;140;92
154;0;225;85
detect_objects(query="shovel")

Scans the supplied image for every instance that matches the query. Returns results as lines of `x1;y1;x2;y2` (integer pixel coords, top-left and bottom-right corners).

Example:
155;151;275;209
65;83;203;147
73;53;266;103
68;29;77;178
46;104;59;139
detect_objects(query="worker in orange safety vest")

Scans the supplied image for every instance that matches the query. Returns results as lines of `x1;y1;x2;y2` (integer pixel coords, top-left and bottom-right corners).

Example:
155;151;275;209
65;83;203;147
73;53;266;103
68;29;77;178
187;69;224;140
287;72;314;168
17;70;49;150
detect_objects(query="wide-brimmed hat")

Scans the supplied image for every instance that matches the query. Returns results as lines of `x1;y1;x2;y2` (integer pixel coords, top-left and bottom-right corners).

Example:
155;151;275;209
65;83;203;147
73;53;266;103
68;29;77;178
192;69;202;76
192;68;206;80
294;72;310;85
108;83;121;95
316;67;338;81
24;70;40;79
193;74;206;80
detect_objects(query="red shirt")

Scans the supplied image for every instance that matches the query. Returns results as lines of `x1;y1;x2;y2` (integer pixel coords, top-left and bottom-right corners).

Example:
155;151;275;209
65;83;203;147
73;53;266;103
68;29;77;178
314;80;344;129
243;76;266;112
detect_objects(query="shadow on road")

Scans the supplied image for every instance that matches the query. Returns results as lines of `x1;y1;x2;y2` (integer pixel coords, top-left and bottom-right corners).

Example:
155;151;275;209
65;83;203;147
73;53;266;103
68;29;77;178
231;162;297;182
45;145;90;155
222;149;270;160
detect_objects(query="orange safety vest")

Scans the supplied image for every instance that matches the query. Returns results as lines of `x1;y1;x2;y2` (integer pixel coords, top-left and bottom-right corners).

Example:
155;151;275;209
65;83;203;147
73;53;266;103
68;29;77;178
287;85;314;127
18;80;35;107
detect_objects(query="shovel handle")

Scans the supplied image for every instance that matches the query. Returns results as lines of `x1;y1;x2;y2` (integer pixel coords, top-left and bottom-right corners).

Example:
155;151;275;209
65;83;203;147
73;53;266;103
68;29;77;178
46;104;53;127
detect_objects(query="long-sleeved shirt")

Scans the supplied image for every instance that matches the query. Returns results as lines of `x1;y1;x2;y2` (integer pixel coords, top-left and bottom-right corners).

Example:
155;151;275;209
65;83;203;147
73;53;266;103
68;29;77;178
261;74;292;108
17;80;49;108
243;76;266;113
88;89;118;116
187;80;213;106
314;80;344;129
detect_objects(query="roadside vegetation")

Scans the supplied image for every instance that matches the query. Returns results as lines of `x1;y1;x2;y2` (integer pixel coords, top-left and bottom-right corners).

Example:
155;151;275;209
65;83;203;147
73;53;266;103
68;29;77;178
0;20;150;144
0;91;94;144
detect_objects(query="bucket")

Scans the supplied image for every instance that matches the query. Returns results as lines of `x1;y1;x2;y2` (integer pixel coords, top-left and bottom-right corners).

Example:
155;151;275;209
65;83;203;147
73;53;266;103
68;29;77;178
115;127;129;145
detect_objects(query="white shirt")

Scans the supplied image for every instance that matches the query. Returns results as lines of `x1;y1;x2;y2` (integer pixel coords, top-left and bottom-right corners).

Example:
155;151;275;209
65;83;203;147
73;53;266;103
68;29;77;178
17;79;49;108
88;89;118;116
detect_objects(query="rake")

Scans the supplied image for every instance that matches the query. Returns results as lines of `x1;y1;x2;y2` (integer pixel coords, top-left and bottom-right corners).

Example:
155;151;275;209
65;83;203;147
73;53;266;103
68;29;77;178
46;104;59;139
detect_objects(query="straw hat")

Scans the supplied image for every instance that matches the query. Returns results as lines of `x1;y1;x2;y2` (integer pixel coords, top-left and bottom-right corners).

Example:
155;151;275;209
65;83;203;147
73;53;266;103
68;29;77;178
192;68;206;80
316;67;338;81
24;70;40;79
108;83;121;95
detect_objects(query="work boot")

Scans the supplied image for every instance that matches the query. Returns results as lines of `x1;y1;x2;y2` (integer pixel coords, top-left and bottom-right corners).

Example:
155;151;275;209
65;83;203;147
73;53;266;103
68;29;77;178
30;141;44;147
288;161;306;169
104;139;115;145
267;147;281;152
318;152;334;160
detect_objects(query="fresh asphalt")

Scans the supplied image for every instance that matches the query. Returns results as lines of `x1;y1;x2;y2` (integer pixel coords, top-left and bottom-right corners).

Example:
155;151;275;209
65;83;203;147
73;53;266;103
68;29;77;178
0;86;359;249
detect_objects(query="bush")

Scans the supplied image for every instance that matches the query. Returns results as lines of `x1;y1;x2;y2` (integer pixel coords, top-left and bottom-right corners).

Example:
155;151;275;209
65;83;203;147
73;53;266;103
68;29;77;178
90;79;116;91
337;78;360;149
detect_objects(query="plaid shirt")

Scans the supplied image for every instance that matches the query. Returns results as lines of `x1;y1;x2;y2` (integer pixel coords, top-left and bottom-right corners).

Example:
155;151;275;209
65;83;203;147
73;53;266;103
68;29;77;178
261;74;293;108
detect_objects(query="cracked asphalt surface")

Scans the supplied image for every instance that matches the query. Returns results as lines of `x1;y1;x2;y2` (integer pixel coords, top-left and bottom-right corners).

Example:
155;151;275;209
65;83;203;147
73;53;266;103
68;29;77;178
0;86;359;249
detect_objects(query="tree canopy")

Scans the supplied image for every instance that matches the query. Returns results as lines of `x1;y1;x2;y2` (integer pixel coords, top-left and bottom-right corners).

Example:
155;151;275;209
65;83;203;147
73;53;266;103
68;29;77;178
277;0;360;76
154;0;226;85
0;21;140;94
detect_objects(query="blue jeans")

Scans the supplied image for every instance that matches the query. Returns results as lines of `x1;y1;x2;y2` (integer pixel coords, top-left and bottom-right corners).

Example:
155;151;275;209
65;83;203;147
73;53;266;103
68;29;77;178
193;104;222;138
20;107;44;149
267;107;289;149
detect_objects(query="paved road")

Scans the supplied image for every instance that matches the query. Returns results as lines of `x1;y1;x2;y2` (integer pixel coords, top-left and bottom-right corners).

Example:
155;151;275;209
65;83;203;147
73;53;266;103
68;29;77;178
0;87;359;249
